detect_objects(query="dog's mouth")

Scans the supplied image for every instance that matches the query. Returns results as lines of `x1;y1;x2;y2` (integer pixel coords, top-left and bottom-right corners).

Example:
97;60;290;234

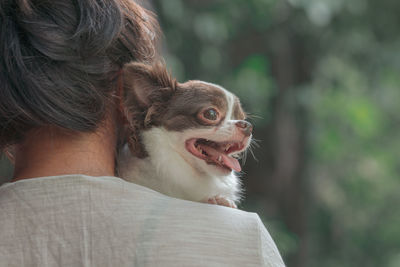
185;138;246;172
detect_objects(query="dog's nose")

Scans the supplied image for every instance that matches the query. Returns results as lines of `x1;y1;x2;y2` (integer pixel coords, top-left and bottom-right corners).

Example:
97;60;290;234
235;120;253;136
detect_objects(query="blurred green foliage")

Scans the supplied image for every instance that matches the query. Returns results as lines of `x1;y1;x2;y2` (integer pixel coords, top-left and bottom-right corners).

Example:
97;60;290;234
153;0;400;266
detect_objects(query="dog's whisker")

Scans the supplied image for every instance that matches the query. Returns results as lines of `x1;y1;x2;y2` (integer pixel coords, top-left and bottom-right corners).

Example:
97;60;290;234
249;139;260;149
249;146;258;162
241;150;248;165
246;113;263;120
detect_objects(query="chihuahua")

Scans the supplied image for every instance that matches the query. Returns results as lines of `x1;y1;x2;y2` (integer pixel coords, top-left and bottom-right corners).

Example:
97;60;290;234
118;62;253;208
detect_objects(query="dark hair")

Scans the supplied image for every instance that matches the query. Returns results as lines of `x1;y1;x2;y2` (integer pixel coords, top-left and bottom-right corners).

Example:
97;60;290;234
0;0;159;149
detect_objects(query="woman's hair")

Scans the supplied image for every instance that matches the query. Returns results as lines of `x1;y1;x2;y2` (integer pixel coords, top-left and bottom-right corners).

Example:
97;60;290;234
0;0;159;149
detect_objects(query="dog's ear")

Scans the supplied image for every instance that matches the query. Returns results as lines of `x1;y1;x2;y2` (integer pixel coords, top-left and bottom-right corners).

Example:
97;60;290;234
121;61;177;158
123;61;177;108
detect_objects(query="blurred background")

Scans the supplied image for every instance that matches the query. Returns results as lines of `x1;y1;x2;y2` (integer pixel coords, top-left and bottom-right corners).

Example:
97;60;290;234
1;0;400;266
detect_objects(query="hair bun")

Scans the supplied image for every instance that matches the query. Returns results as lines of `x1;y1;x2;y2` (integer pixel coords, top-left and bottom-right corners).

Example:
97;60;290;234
0;0;160;149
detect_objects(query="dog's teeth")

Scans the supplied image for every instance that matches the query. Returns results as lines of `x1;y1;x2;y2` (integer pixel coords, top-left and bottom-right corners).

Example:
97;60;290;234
218;155;222;162
225;144;231;152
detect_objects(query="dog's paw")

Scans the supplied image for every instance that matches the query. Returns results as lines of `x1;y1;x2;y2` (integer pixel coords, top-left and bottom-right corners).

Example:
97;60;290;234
205;196;237;209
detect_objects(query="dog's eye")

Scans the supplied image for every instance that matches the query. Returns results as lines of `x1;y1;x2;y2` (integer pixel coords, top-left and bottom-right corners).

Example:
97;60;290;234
203;108;219;121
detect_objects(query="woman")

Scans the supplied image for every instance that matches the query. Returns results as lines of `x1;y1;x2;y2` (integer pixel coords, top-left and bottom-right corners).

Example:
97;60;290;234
0;0;284;266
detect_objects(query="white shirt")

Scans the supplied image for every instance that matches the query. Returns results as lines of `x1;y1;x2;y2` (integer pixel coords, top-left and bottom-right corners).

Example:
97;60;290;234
0;175;285;266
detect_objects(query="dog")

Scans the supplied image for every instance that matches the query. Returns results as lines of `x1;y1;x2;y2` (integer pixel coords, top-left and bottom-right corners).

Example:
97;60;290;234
118;62;253;208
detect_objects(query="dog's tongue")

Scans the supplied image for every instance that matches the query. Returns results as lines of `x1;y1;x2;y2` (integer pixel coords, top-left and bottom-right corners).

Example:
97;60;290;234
219;153;241;172
200;145;241;172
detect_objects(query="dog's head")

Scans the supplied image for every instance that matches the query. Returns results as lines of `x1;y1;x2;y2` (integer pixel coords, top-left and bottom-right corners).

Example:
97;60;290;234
122;62;252;176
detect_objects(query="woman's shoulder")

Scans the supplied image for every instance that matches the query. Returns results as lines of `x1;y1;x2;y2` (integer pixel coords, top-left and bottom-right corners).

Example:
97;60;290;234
0;174;271;236
0;174;270;237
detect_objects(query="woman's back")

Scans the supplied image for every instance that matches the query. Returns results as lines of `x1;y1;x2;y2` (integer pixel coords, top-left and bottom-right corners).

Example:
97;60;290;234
0;175;284;266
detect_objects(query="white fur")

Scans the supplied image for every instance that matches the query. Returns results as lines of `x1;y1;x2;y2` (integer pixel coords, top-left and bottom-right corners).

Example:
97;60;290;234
119;127;246;203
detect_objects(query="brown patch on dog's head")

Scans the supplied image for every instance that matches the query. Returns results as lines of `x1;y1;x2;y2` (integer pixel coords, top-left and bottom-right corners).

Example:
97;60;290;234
160;81;229;131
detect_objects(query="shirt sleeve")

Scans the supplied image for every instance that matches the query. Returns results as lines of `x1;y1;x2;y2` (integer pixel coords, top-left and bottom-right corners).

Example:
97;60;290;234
256;215;286;267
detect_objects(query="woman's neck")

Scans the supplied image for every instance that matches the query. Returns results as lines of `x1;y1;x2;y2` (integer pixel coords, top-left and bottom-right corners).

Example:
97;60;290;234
12;122;117;182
